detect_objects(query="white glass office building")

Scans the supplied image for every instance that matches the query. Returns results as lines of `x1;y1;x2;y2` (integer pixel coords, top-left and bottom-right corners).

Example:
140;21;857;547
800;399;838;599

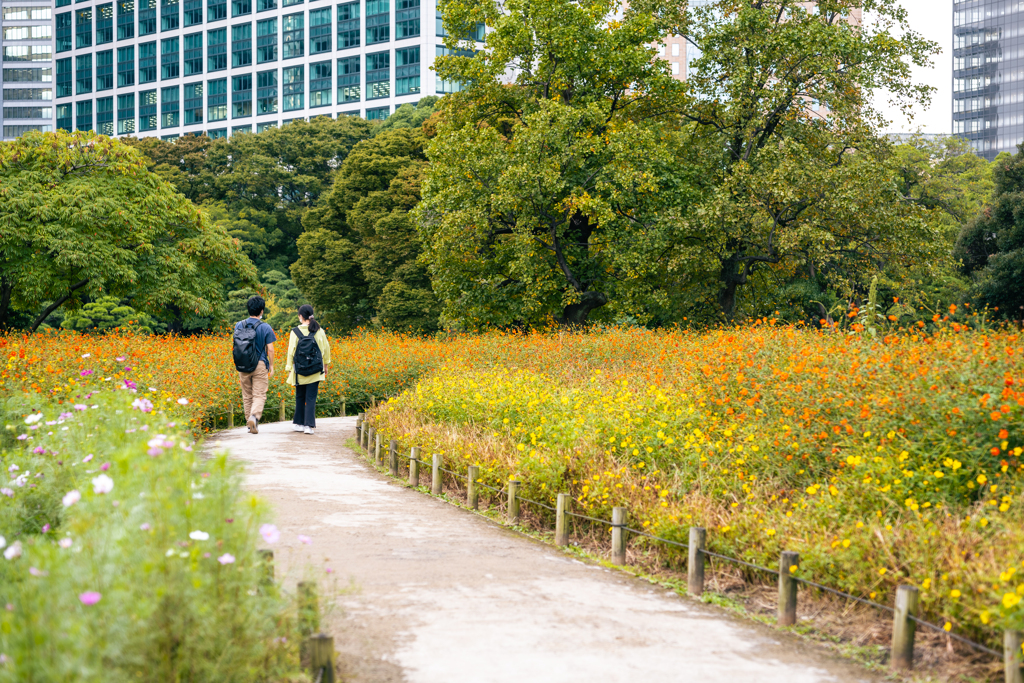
1;0;479;140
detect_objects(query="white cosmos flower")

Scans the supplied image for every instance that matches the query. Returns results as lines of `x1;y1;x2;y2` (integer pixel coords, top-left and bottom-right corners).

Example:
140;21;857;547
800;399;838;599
24;414;43;425
189;531;210;541
91;474;114;495
4;542;21;560
62;490;81;507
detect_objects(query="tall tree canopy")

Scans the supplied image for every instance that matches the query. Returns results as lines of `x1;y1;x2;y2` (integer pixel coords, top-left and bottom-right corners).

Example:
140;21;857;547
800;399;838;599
0;131;257;331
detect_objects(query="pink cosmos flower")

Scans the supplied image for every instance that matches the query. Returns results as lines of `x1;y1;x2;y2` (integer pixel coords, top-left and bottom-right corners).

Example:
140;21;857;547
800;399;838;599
32;447;44;455
40;524;50;534
15;435;27;441
82;454;93;463
100;463;110;471
325;567;333;574
218;553;235;565
298;535;312;545
78;592;101;605
59;538;73;549
74;404;87;411
116;356;126;361
63;491;81;510
140;523;151;531
79;370;92;377
259;524;280;544
131;398;153;413
28;567;47;577
0;489;12;498
147;448;163;457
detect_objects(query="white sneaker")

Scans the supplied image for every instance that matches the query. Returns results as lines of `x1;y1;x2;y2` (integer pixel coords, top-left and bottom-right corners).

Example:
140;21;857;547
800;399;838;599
304;426;314;435
247;416;258;434
292;424;304;432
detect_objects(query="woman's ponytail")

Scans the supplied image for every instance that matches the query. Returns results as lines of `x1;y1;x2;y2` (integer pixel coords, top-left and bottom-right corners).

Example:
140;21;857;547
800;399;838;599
298;304;320;334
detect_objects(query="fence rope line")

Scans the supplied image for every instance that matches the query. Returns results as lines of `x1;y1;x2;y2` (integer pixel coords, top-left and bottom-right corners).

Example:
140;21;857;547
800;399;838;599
358;430;1005;663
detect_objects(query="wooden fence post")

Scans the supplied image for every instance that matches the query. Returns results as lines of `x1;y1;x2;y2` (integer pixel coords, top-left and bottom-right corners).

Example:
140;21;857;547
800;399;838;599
1005;630;1024;683
467;465;479;509
341;399;346;417
308;634;335;683
371;395;377;408
507;480;520;524
280;401;286;422
688;527;706;597
409;447;420;486
891;584;919;671
375;433;382;466
611;507;627;565
555;493;569;546
367;427;376;456
431;454;442;495
228;406;234;429
778;551;800;627
389;439;399;477
297;581;319;637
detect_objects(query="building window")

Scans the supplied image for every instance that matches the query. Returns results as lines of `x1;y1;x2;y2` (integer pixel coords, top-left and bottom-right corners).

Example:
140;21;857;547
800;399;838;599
208;77;227;120
2;6;52;19
96;3;114;43
366;50;389;99
161;0;179;31
3;88;53;101
257;68;277;114
97;96;114;134
232;73;252;117
435;45;467;93
309;8;331;54
4;124;53;136
283;12;304;59
208;0;226;22
139;40;157;82
257;121;276;132
282;0;301;7
232;124;252;134
117;46;134;86
57;11;73;52
257;18;277;63
208;28;227;70
366;105;388;121
2;106;52;119
139;0;156;35
233;0;250;16
208;127;226;138
3;67;54;83
76;54;93;94
257;0;276;11
310;60;330;107
436;9;482;41
183;0;201;25
183;81;203;124
232;23;252;66
396;0;418;39
116;0;134;39
76;8;93;48
3;46;52;63
57;103;73;130
366;0;388;44
395;45;418;95
282;65;303;110
117;92;134;133
2;25;52;40
183;32;202;75
161;85;179;127
161;37;179;79
337;1;358;49
76;99;93;131
97;50;114;90
336;56;358;103
57;58;73;98
139;88;157;130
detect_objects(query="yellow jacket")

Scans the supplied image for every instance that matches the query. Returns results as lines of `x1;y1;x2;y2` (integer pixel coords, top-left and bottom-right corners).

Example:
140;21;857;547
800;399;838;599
285;325;331;386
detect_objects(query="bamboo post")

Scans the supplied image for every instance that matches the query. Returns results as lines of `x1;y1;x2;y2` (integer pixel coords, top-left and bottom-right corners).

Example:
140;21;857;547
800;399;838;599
258;549;274;587
431;454;442;495
375;433;382;466
777;551;800;627
297;581;319;637
611;507;627;565
555;493;569;546
341;399;346;417
228;406;234;429
279;401;286;422
389;439;399;477
688;527;706;597
409;447;420;486
892;585;920;670
467;465;480;510
1005;630;1024;683
308;634;335;683
507;480;520;524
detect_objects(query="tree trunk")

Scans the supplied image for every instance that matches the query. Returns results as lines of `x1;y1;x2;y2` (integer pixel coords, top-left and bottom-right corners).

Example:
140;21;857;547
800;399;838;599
30;279;90;332
717;252;748;320
0;276;12;331
559;291;608;327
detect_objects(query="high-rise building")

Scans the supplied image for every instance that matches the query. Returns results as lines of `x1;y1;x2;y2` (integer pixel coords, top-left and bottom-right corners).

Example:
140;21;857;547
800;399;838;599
952;0;1024;160
0;0;480;141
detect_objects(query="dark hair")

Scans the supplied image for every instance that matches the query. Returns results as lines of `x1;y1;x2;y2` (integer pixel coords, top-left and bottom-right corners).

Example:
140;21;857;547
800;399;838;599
298;304;320;334
246;295;265;317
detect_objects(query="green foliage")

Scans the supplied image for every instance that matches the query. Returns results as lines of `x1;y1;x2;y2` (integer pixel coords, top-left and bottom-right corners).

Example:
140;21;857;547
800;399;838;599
0;393;304;681
296;129;439;333
223;271;308;330
373;97;440;135
957;147;1024;318
0;130;257;333
60;297;168;334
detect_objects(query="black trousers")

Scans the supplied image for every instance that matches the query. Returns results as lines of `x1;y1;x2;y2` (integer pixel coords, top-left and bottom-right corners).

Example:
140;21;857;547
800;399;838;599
293;381;319;428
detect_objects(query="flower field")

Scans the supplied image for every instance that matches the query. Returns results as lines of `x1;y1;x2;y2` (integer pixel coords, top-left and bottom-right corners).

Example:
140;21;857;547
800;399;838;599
3;321;1024;651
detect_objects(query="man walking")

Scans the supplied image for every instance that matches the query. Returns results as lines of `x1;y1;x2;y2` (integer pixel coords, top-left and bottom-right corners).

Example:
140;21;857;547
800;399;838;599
233;295;276;434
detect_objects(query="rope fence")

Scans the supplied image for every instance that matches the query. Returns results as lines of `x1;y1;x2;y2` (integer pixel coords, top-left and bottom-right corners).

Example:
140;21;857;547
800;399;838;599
354;414;1022;679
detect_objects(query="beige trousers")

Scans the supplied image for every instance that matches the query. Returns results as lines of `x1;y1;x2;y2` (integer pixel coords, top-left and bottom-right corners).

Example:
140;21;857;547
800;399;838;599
238;363;269;420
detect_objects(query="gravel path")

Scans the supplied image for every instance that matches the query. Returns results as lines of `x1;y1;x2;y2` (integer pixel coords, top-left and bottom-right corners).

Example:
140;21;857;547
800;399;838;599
213;417;882;683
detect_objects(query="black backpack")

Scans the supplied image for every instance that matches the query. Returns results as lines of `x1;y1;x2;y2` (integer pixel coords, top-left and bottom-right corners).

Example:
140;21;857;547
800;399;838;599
292;327;324;377
232;319;265;373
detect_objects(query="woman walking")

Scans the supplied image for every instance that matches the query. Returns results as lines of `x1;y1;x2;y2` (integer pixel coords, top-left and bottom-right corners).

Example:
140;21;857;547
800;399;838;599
285;304;331;435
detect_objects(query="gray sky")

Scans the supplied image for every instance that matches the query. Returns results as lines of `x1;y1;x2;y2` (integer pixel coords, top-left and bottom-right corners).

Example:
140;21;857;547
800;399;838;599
874;0;951;134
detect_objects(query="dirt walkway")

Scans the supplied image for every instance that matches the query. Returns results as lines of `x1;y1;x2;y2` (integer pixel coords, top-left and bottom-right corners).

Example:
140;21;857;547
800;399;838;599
214;417;883;683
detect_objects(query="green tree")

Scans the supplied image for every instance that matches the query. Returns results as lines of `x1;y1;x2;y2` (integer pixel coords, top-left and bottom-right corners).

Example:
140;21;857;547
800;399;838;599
60;297;168;334
222;270;308;330
373;97;439;135
956;147;1024;318
296;128;440;332
0;130;257;332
